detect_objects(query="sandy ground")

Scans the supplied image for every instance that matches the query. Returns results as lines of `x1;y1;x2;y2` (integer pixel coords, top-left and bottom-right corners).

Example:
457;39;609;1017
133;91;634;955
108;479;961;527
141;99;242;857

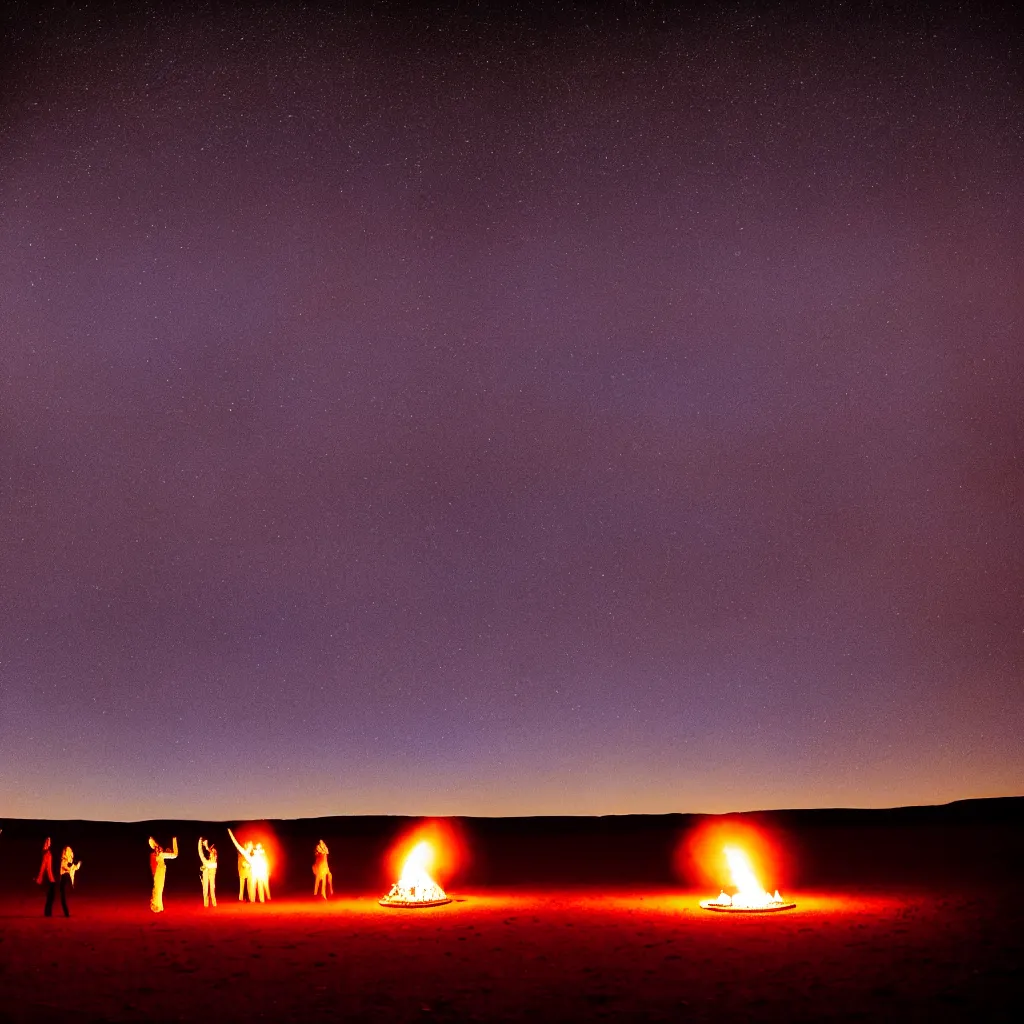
2;886;1021;1022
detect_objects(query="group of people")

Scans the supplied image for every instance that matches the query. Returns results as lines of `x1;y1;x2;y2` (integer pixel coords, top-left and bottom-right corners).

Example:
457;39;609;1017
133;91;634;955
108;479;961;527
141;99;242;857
34;837;82;917
148;832;331;913
227;828;271;904
33;832;333;915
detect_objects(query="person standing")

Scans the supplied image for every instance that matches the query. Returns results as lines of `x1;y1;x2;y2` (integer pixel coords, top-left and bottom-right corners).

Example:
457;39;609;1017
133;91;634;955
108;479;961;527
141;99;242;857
313;839;332;899
251;842;271;903
148;836;178;913
198;838;218;907
35;837;56;916
58;846;81;917
227;829;255;902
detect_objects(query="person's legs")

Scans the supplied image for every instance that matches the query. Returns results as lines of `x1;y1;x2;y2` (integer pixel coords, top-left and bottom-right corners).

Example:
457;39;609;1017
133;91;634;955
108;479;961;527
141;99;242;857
151;873;164;912
210;871;217;907
247;875;255;902
60;875;70;917
202;871;210;907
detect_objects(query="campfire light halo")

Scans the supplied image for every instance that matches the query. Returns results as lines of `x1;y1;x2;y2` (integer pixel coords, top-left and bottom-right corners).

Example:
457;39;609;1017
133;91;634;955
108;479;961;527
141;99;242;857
379;840;452;909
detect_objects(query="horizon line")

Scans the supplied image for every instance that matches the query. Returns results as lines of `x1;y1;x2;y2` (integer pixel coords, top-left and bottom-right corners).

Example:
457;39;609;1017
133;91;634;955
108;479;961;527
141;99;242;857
3;793;1021;826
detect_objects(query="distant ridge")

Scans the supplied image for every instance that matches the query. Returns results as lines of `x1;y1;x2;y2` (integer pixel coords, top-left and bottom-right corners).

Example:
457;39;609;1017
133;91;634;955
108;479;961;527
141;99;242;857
1;795;1022;892
2;794;1021;828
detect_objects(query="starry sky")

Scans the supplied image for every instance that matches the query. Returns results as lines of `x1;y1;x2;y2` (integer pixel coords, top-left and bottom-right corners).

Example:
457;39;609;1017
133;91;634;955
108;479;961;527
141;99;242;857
2;2;1021;821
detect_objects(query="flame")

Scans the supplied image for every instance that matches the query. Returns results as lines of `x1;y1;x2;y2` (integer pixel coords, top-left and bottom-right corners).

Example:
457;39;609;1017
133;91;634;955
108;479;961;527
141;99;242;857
699;843;794;912
384;819;467;889
682;818;795;912
380;820;466;908
399;841;437;887
380;840;450;907
678;817;790;891
724;846;763;899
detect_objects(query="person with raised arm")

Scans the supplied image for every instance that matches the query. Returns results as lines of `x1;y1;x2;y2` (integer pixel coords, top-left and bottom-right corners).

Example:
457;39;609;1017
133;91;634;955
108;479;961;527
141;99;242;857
59;846;81;917
198;837;218;907
227;828;255;902
148;836;178;913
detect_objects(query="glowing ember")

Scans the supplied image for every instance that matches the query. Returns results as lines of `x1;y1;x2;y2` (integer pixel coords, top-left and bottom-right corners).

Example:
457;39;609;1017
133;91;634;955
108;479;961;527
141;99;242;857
700;845;795;913
379;841;451;908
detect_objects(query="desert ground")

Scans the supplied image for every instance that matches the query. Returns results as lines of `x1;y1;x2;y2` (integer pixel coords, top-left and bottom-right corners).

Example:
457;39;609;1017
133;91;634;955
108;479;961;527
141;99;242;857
2;802;1022;1021
3;887;1022;1021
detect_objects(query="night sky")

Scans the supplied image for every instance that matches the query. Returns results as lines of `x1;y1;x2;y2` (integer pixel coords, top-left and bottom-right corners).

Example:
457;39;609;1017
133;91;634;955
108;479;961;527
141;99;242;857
2;2;1021;821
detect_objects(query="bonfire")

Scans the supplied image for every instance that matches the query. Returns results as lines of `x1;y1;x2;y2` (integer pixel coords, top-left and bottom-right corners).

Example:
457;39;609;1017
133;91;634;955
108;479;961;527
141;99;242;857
700;845;795;912
379;840;451;908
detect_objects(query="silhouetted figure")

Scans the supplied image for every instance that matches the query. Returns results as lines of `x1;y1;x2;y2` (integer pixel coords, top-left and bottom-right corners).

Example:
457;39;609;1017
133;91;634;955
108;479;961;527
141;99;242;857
227;829;255;902
198;838;218;907
313;839;332;899
35;837;56;916
149;837;178;913
59;846;81;917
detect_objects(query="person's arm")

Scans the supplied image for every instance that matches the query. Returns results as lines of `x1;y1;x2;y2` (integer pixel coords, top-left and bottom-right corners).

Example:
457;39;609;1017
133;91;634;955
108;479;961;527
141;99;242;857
227;828;249;860
164;837;178;860
198;838;208;865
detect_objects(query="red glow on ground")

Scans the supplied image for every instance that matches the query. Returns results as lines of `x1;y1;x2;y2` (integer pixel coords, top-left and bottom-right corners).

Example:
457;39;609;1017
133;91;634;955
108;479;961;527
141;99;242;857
0;888;904;925
677;816;794;892
9;885;999;1022
385;818;469;888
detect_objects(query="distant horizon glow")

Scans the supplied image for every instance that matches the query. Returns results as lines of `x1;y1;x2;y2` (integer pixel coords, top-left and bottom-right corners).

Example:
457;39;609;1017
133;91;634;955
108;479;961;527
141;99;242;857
3;784;1020;824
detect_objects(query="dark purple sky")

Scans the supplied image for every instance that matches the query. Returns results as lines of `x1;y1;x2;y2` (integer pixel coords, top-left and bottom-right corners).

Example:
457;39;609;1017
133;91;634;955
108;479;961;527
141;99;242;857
2;2;1021;820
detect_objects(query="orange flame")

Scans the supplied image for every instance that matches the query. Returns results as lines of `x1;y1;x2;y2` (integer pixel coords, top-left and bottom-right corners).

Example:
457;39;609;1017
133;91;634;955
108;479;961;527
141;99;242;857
724;845;765;898
380;820;467;907
699;842;789;910
678;817;790;892
398;841;439;888
381;838;451;906
385;819;466;889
